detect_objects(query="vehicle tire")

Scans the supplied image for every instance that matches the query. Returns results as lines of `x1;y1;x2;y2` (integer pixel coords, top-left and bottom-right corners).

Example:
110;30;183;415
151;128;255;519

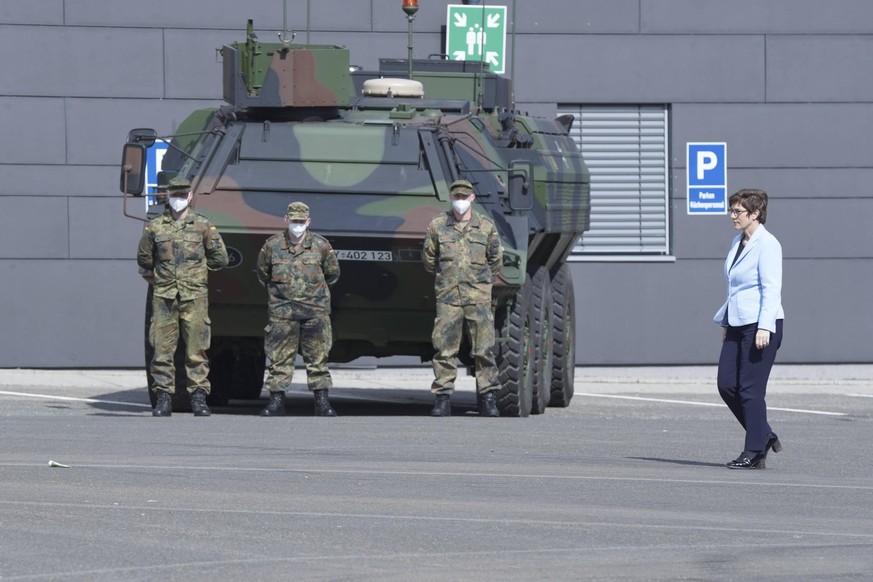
548;263;575;407
144;286;191;412
529;266;553;414
494;278;536;417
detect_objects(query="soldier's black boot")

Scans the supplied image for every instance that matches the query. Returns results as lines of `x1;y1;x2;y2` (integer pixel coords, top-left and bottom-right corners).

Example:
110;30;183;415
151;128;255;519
191;389;211;417
479;392;500;417
430;394;451;417
152;391;172;417
260;391;286;417
314;390;337;417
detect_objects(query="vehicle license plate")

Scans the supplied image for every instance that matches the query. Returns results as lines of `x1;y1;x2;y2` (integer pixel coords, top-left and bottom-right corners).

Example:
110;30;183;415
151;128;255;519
335;250;393;261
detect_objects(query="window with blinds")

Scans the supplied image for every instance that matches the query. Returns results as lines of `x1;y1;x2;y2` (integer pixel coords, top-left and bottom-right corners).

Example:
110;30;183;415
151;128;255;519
558;105;671;258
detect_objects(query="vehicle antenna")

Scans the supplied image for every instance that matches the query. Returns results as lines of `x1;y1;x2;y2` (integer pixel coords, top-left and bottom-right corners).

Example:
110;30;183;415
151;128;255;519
402;0;419;80
278;0;296;48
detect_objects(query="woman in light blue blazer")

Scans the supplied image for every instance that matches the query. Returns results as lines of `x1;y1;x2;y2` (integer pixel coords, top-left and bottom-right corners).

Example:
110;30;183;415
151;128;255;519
714;189;784;470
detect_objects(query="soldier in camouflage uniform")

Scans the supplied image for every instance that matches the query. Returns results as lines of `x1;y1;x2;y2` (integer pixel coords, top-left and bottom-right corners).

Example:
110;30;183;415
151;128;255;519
136;177;228;417
423;179;503;417
257;202;341;417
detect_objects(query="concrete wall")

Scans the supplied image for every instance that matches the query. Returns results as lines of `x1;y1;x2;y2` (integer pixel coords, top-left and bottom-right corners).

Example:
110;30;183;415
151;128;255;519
1;0;871;367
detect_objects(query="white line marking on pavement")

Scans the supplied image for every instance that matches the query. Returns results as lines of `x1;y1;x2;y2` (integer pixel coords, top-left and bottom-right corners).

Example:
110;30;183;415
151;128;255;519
846;393;873;398
0;390;151;408
576;392;847;416
3;463;872;492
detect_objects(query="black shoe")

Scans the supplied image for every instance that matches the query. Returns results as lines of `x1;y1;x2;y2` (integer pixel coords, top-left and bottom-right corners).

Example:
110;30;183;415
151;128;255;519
430;394;451;417
766;432;783;455
152;391;172;417
727;452;766;470
191;389;211;417
260;392;286;417
479;392;500;417
314;390;337;417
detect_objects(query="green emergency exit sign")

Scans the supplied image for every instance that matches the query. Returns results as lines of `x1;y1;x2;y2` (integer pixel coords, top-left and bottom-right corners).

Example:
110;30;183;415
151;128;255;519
445;4;507;75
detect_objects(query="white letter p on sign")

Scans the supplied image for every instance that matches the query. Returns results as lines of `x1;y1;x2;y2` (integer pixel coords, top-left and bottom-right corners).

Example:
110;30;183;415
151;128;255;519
697;151;718;180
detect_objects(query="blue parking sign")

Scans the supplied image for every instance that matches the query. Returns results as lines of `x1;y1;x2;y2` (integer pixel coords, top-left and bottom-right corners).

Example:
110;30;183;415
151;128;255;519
687;142;727;215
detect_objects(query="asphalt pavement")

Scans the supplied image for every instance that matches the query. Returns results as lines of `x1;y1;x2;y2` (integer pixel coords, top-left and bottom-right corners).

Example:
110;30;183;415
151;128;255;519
1;365;871;581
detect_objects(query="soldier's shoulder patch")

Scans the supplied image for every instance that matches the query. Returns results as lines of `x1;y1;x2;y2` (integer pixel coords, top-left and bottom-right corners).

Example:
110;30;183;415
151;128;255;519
477;213;497;228
310;231;330;245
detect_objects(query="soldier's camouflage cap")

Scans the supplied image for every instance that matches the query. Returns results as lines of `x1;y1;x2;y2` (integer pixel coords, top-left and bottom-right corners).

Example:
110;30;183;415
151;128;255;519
449;179;474;196
167;177;191;193
286;201;310;220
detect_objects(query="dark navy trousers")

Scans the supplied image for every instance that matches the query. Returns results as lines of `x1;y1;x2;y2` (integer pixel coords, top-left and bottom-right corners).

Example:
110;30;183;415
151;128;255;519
717;320;784;453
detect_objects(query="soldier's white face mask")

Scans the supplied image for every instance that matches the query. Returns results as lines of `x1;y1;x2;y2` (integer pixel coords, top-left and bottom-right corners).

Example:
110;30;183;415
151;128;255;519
451;199;471;215
288;223;307;238
168;195;189;213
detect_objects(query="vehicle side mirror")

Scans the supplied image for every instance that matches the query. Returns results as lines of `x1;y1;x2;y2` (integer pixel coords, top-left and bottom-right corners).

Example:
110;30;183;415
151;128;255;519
120;143;147;195
127;128;157;147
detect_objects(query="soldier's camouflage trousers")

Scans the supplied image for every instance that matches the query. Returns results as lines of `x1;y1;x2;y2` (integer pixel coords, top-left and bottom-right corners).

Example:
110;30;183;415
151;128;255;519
264;314;333;393
150;294;211;395
431;302;499;395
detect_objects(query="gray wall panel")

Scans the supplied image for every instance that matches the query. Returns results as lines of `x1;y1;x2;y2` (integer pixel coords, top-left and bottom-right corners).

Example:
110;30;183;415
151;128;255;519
374;1;640;35
672;199;873;260
0;26;163;98
0;98;66;164
1;1;871;367
670;169;873;203
0;1;63;25
165;29;236;100
515;0;639;34
672;104;873;168
767;36;873;103
0;165;119;197
69;198;144;259
573;260;724;365
65;98;223;166
778;260;873;363
64;1;298;30
0;260;145;367
374;1;477;32
0;197;69;258
311;32;443;71
642;1;873;34
513;35;765;103
573;259;873;365
66;0;371;31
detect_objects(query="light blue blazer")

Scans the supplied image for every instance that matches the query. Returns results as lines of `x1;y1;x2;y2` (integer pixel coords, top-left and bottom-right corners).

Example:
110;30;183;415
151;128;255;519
713;224;784;332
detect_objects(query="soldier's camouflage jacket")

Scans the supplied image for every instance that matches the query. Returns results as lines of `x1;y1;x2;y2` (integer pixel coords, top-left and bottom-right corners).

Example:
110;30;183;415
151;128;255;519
423;210;503;306
136;209;228;300
257;230;340;320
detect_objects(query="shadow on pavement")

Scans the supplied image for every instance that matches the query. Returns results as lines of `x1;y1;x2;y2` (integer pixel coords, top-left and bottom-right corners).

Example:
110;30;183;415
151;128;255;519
89;386;478;418
626;456;726;468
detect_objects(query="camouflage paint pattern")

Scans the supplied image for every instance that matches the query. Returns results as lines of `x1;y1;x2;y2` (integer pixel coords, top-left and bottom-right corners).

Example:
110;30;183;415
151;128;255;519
431;302;498;395
424;210;502;396
263;315;333;393
149;295;212;395
256;229;340;320
137;209;228;395
257;228;338;394
128;22;591;369
423;210;503;306
136;209;228;300
222;20;349;108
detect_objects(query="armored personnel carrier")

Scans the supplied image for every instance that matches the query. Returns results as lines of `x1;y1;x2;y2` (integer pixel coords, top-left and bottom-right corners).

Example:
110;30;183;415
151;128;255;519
121;12;590;416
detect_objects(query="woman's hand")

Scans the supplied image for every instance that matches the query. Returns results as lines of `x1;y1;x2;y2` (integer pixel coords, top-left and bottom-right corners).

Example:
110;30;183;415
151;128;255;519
755;329;771;350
